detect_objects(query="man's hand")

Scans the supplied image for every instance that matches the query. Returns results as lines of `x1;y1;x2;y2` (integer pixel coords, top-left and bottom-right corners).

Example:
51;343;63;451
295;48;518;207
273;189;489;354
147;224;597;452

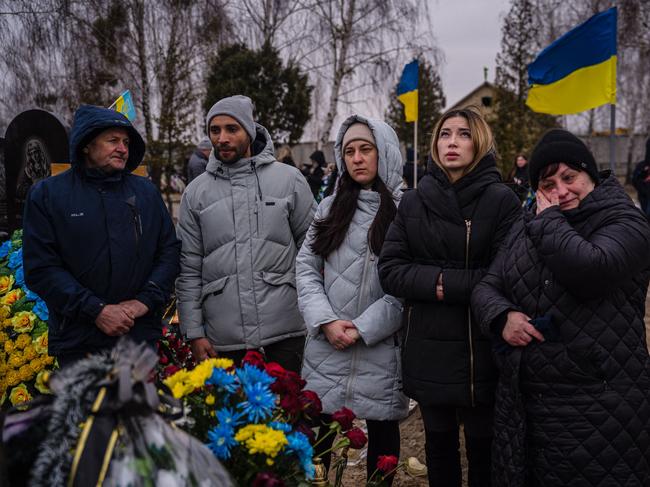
191;337;217;362
119;299;149;320
344;327;361;342
436;273;444;301
95;304;135;336
502;311;545;346
322;320;357;350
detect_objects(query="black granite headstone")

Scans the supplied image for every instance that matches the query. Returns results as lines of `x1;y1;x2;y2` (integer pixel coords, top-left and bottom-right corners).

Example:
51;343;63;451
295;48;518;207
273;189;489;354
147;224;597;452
3;109;69;231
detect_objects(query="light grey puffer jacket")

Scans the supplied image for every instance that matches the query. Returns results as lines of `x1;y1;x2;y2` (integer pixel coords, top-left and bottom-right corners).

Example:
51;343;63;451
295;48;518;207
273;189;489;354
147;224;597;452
176;124;316;350
297;115;409;420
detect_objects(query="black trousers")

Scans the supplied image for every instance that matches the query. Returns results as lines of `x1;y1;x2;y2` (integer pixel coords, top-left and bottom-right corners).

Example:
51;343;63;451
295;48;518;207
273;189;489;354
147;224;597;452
217;335;305;373
420;404;493;487
314;414;401;485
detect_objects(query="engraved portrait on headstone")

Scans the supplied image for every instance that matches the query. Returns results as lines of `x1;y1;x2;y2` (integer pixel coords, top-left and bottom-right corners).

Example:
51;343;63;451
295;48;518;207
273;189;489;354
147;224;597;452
16;137;52;200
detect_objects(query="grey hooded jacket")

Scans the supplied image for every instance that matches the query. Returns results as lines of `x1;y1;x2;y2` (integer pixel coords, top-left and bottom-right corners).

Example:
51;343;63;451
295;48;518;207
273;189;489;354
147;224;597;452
296;116;409;420
176;124;316;350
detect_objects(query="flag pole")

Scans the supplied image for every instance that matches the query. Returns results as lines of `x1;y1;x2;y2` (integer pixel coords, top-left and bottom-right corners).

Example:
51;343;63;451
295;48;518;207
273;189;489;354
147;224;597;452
609;104;616;174
413;120;418;188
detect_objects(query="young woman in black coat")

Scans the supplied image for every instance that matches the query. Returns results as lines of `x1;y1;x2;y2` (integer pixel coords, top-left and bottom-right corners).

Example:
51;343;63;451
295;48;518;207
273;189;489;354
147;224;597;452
378;106;521;486
471;129;650;487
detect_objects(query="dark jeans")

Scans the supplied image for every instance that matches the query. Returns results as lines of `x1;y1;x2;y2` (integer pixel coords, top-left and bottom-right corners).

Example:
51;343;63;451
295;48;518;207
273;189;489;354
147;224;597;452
420;404;493;487
217;336;305;373
314;414;400;485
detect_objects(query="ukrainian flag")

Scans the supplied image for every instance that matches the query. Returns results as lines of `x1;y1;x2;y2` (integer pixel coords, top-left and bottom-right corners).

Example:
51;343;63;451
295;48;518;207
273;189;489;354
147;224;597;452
397;60;418;122
111;90;137;121
526;7;616;115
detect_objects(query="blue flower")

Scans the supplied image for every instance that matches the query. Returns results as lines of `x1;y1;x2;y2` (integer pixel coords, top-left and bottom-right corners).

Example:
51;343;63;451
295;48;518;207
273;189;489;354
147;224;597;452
238;382;276;423
286;431;315;479
33;300;49;321
236;363;274;388
22;286;41;302
206;367;238;393
215;407;244;430
0;241;12;259
8;248;22;269
14;267;24;287
207;423;238;460
269;421;292;433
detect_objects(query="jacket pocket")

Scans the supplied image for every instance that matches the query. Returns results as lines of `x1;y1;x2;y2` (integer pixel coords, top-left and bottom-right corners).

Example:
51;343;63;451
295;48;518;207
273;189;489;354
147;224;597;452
261;271;296;289
200;275;230;303
259;196;291;245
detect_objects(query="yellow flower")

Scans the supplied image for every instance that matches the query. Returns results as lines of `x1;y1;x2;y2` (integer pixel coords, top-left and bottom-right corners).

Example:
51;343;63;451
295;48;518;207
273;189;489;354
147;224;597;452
188;359;218;388
213;357;234;370
44;355;55;365
11;311;36;333
1;288;24;306
235;424;288;459
205;394;216;405
0;275;15;295
163;369;195;399
15;333;31;349
9;383;32;407
0;305;10;320
0;331;8;343
8;353;24;368
4;340;14;354
23;345;36;361
30;357;44;373
18;364;33;381
33;332;48;354
35;370;50;394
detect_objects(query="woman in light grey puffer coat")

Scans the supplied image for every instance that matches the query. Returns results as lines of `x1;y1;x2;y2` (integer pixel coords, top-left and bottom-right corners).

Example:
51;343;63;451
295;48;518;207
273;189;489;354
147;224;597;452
296;115;408;483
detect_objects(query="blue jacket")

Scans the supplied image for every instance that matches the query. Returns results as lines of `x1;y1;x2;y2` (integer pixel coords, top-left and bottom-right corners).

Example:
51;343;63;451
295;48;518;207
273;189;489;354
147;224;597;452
23;105;181;356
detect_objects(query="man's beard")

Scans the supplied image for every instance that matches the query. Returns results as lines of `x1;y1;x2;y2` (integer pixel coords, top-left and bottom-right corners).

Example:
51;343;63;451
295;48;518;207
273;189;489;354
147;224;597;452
215;142;249;164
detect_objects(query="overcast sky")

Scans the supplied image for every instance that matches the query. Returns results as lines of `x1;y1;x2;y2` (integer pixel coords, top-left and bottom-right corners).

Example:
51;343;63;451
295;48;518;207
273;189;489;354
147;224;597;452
431;0;511;108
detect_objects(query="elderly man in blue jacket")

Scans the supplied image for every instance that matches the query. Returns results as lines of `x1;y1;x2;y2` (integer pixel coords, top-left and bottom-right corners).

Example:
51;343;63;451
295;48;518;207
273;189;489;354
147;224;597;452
23;105;181;366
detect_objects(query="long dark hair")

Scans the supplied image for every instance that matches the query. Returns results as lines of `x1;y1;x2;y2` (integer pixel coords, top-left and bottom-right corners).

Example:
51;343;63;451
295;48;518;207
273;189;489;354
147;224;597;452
310;170;397;258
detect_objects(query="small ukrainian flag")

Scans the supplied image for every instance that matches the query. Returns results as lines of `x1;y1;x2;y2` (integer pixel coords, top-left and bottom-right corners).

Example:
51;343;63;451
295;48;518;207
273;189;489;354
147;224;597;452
397;60;419;122
526;7;617;115
110;90;137;121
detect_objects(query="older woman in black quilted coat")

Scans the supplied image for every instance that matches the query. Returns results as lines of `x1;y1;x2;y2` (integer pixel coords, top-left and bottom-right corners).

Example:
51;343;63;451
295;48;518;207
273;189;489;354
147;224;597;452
472;129;650;486
378;106;521;487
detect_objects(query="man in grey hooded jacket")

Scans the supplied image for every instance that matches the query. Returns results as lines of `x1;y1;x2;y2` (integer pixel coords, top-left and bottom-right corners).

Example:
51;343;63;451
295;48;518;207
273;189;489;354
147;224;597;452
176;95;316;372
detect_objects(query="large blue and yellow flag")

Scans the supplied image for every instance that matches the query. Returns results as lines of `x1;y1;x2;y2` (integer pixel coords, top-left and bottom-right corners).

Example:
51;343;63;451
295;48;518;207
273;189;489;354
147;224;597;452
397;60;419;122
526;7;616;115
110;90;137;121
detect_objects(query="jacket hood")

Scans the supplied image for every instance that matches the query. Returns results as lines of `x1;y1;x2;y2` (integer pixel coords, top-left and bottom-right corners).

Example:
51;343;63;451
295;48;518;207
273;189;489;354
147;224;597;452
334;115;403;195
206;123;275;177
69;105;145;172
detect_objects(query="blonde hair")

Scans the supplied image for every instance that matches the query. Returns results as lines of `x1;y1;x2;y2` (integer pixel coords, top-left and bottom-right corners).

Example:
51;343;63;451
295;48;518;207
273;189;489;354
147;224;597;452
276;144;293;161
430;106;496;179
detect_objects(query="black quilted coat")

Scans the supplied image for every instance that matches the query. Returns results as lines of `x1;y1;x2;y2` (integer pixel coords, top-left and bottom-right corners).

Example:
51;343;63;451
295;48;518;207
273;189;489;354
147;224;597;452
378;154;521;407
471;174;650;486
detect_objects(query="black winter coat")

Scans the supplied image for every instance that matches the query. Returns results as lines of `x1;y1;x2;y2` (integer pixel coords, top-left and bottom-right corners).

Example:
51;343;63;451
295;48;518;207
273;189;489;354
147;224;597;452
23;105;181;357
471;174;650;486
378;155;521;407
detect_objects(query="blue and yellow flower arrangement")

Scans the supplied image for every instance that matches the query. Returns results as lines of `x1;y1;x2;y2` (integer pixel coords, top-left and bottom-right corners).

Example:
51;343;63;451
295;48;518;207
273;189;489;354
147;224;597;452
162;351;322;486
0;230;56;409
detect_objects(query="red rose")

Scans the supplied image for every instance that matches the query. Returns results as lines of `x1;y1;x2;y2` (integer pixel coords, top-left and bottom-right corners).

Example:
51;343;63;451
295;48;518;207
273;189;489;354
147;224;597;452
345;427;367;449
331;407;356;431
265;361;286;378
251;472;285;487
242;350;265;369
299;390;322;418
280;394;303;416
162;326;169;336
163;364;180;377
285;370;306;390
159;353;169;365
376;455;399;474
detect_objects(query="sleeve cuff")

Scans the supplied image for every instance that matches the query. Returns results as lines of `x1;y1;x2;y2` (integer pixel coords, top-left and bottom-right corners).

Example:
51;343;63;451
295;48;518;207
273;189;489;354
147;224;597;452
184;327;206;340
83;296;105;321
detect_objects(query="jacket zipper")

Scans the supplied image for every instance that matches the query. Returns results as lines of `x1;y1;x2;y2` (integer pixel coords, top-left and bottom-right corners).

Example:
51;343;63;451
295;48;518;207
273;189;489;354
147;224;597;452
345;244;373;405
403;305;413;359
130;206;142;251
465;219;475;407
